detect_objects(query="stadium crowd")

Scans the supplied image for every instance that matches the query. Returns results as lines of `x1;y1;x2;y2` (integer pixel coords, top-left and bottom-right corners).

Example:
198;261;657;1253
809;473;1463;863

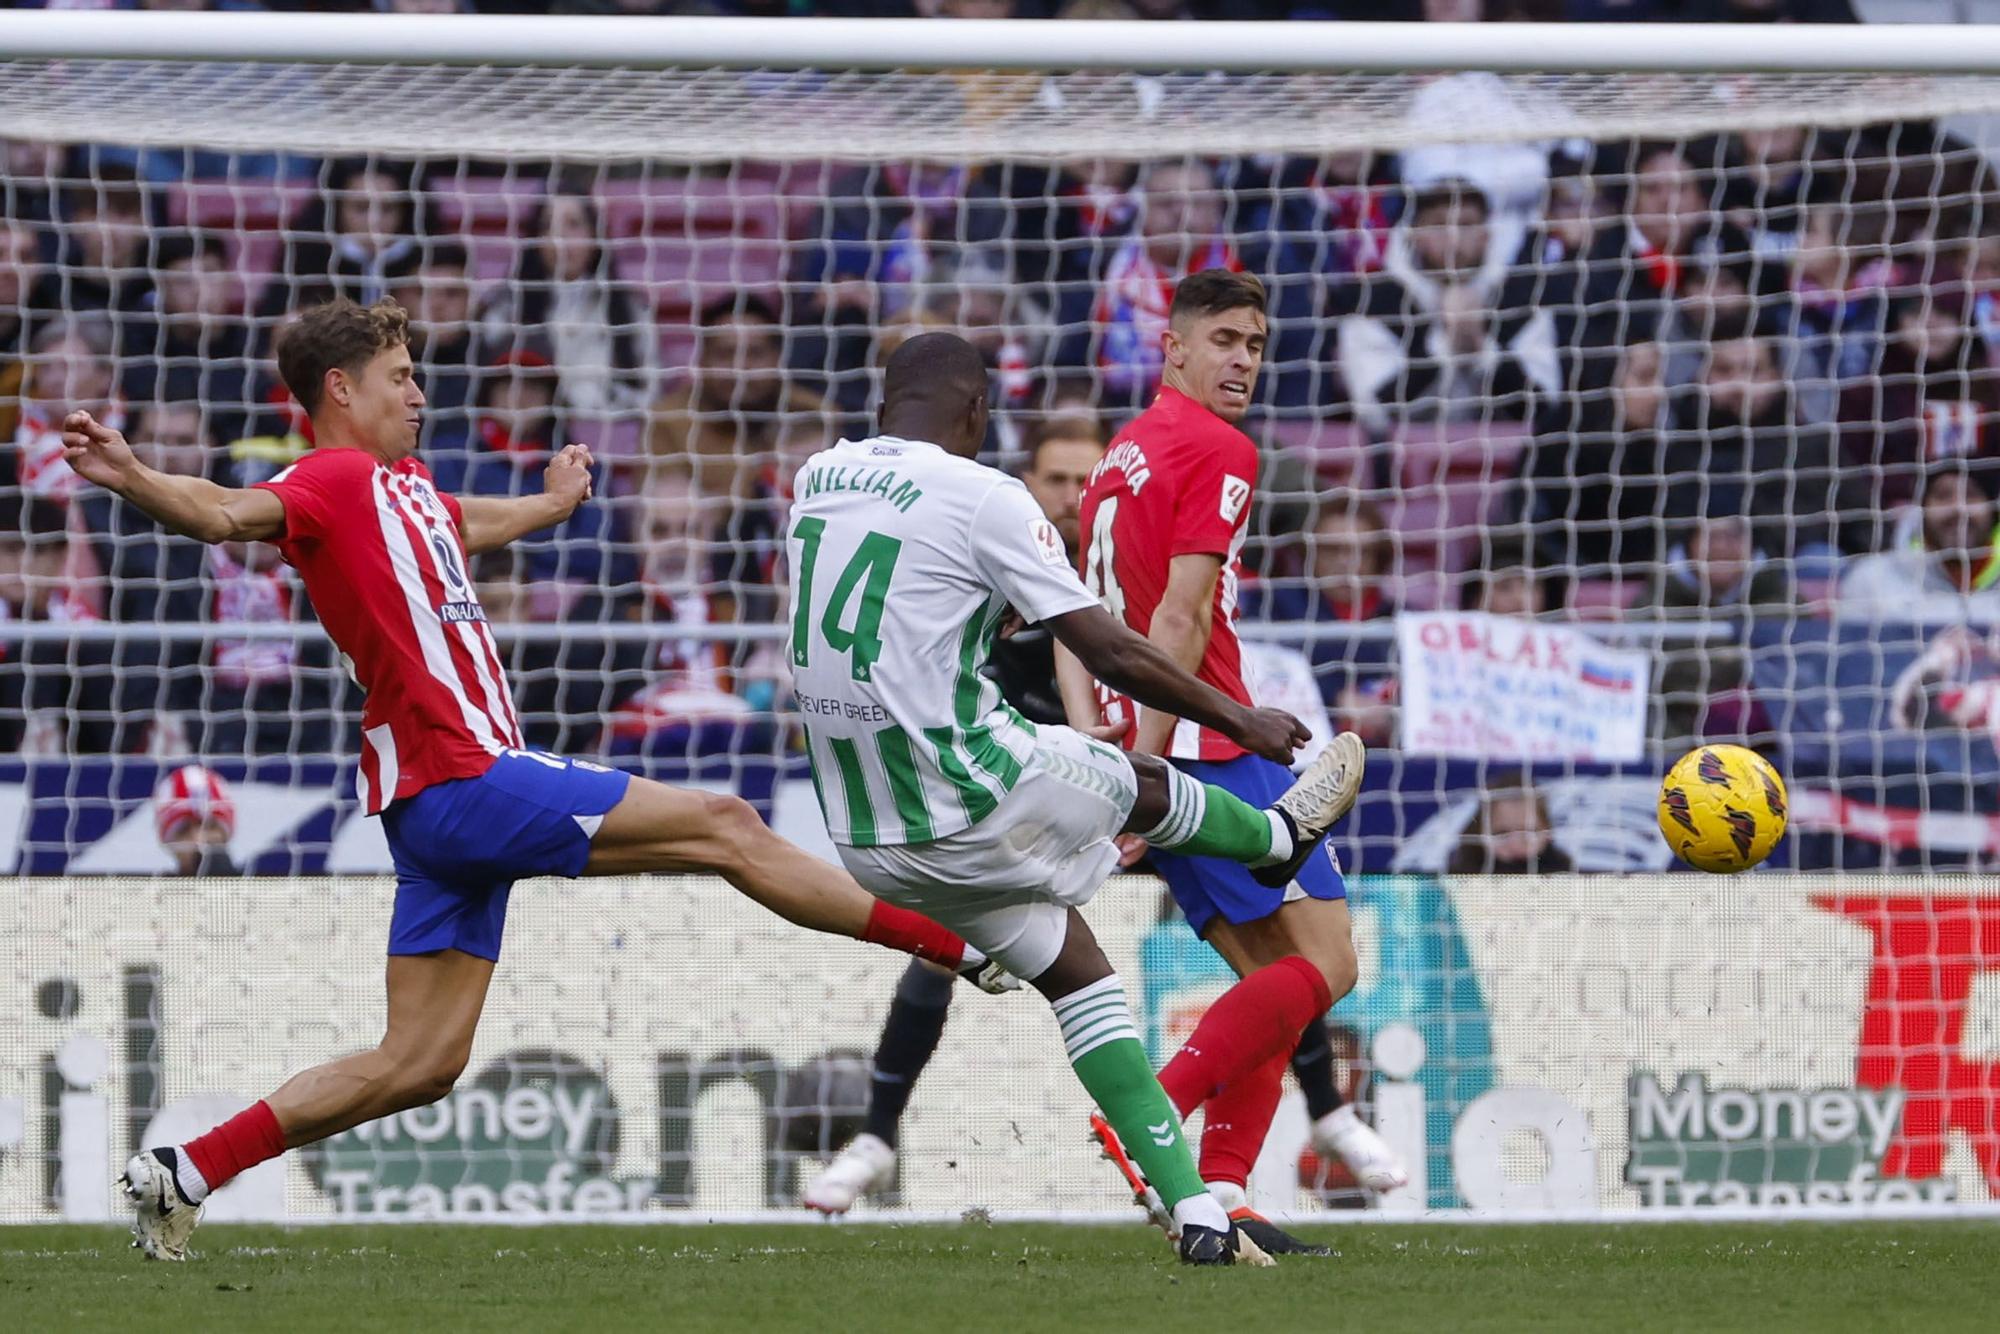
2;14;1999;858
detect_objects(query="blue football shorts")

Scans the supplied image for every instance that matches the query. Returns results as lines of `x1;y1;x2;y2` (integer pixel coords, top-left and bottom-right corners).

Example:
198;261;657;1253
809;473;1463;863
1150;752;1347;937
380;748;632;962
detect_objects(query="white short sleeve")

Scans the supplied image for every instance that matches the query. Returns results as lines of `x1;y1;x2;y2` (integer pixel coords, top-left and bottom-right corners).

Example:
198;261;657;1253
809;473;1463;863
966;479;1100;625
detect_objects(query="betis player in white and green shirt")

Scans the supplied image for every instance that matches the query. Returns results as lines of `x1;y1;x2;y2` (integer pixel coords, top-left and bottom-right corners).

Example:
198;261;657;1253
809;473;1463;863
786;334;1363;1266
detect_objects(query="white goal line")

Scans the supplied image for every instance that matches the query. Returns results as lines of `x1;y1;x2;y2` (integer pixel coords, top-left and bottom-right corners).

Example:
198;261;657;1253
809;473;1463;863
7;13;2000;75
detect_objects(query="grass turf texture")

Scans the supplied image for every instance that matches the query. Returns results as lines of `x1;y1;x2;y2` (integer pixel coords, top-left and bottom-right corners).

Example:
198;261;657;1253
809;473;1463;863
3;1220;1995;1332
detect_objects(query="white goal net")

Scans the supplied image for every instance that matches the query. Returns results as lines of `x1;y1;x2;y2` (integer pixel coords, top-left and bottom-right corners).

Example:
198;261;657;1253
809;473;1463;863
4;14;2000;1224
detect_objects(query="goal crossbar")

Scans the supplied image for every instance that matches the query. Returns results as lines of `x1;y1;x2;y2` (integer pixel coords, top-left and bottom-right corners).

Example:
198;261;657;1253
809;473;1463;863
9;13;2000;76
10;16;2000;160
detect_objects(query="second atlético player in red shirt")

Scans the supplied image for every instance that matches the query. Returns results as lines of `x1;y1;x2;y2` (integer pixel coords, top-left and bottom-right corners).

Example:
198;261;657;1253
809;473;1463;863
62;298;996;1261
1065;270;1407;1250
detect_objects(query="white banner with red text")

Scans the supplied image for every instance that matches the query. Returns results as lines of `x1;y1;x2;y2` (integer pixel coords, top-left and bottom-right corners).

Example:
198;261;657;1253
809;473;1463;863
1396;611;1651;763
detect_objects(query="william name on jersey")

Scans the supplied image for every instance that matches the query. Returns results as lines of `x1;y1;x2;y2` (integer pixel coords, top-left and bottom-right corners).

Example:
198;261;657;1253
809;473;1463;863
797;463;925;513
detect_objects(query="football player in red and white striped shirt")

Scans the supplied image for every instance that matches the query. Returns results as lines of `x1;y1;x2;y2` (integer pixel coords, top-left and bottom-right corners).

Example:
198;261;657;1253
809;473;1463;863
1064;270;1404;1248
63;298;994;1261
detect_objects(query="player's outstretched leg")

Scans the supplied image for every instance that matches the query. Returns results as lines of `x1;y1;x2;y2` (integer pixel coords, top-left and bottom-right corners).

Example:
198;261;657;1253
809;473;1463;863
125;949;493;1260
584;776;988;977
1123;733;1365;883
804;959;955;1214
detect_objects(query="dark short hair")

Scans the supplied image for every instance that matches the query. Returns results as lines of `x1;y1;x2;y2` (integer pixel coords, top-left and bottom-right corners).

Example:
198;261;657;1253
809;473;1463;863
1458;535;1549;611
1021;414;1106;471
1315;492;1391;575
1922;457;2000;505
1168;268;1266;327
1630;139;1689;176
133;397;212;441
882;331;987;407
152;229;228;272
385;240;469;284
275;298;411;417
62;161;144;221
699;292;781;329
1702;308;1769;348
1407;179;1489;222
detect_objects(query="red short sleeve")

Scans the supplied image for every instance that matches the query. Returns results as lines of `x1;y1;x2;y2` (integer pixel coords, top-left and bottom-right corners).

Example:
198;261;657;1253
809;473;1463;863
436;489;464;530
251;448;374;546
1170;429;1257;559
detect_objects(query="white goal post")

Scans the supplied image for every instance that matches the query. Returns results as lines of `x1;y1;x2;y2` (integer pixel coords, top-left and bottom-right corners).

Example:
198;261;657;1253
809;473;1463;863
5;13;2000;1227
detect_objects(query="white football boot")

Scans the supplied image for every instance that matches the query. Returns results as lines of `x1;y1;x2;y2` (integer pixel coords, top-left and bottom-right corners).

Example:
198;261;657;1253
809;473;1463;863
803;1133;897;1215
1251;732;1367;889
122;1148;204;1261
1312;1104;1409;1193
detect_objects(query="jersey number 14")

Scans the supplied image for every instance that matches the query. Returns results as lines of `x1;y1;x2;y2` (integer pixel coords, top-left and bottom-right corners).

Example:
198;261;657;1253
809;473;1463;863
792;517;902;682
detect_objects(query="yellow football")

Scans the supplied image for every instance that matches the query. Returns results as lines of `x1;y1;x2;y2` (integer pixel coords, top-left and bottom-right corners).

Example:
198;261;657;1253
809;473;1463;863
1658;744;1789;873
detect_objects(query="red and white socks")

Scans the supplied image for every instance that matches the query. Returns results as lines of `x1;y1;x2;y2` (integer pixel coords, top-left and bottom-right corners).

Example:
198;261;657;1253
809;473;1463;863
172;1099;288;1205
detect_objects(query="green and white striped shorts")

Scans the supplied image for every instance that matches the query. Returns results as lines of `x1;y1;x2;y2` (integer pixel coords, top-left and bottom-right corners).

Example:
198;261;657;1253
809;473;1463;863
836;725;1140;981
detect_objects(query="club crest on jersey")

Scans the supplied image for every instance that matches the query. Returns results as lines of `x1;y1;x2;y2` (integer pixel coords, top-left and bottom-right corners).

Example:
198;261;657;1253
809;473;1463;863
1219;475;1251;524
1030;518;1068;566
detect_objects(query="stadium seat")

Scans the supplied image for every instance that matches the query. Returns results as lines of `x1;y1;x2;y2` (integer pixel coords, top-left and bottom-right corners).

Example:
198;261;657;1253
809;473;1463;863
1263;417;1372;493
595;175;784;244
1568;579;1644;620
613;238;786;325
1385;481;1495;580
428;174;545;237
169;179;312;233
1394;420;1531;488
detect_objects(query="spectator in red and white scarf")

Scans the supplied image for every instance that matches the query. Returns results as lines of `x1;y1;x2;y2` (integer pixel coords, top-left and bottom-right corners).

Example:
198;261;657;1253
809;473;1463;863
208;540;298;694
153;764;241;877
1086;159;1241;401
14;313;123;503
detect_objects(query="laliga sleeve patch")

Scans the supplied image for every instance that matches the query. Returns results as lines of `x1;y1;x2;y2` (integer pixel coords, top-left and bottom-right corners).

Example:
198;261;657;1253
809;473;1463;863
1219;475;1251;524
1030;518;1068;566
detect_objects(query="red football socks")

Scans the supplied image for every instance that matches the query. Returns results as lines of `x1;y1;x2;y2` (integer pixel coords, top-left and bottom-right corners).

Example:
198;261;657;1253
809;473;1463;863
184;1099;288;1195
1158;955;1333;1116
1198;1050;1289;1189
861;900;967;971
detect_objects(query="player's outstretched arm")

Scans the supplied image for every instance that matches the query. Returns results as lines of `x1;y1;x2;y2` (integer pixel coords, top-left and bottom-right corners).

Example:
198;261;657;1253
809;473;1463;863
1130;552;1221;756
62;410;283;544
457;443;594;555
1045;603;1307;764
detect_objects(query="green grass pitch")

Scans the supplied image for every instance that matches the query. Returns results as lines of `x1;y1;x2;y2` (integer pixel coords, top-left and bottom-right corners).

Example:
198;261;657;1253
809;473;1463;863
3;1220;1996;1333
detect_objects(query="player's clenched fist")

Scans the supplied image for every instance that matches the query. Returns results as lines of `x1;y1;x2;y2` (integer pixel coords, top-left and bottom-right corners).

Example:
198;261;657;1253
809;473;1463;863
1230;705;1311;766
61;409;140;490
543;442;594;514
